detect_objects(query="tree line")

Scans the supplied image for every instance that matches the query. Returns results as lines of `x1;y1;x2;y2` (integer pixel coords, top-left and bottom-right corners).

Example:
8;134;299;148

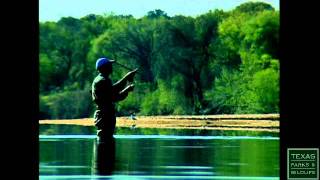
39;2;279;119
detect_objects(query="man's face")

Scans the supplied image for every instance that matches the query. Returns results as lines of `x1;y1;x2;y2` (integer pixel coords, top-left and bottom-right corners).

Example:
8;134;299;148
99;64;112;75
107;64;113;74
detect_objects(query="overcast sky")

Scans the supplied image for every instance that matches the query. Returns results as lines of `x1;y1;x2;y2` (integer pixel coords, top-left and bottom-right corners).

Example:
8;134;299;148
39;0;279;22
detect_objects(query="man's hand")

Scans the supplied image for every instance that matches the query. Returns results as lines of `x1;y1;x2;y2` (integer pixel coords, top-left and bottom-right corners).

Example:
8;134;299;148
120;84;134;94
127;84;135;92
126;68;138;82
120;84;135;94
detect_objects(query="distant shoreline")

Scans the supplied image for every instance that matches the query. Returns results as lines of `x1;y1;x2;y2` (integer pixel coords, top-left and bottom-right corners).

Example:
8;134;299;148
39;114;279;133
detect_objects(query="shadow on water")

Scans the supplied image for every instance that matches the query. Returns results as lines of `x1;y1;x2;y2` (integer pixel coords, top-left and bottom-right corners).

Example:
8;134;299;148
93;137;116;175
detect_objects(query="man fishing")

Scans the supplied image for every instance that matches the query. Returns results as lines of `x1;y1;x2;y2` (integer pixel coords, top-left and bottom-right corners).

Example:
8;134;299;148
92;57;137;142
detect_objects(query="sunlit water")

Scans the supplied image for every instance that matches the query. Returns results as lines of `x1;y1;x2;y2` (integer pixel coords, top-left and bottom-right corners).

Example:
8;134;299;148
39;125;279;180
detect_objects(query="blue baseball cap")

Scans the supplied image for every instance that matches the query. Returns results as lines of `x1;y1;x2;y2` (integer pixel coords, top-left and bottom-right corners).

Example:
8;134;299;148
96;57;115;70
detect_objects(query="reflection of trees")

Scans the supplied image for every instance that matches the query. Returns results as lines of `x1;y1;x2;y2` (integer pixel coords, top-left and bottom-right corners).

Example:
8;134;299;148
238;139;279;176
208;140;241;176
40;139;94;175
39;124;96;135
40;126;279;177
207;139;279;177
114;127;278;137
116;138;140;174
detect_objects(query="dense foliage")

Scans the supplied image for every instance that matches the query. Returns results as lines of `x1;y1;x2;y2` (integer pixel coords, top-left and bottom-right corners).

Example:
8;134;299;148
39;2;279;119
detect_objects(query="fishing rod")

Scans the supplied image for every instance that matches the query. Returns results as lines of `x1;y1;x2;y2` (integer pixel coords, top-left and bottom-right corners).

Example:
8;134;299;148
114;61;140;125
114;61;140;74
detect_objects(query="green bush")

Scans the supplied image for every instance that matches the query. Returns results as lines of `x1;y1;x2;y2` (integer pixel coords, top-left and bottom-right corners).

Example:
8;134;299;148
250;68;279;113
205;68;242;114
39;90;93;119
140;90;160;115
205;62;279;114
116;92;140;116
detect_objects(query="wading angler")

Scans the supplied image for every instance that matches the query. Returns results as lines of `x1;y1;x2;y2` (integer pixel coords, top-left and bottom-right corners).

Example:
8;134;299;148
91;57;137;142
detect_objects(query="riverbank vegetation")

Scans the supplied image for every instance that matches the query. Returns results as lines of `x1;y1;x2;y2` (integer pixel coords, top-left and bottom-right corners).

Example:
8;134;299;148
39;2;279;119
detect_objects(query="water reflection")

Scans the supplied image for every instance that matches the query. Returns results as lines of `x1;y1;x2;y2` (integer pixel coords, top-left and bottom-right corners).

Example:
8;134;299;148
93;137;116;175
39;125;279;179
40;125;279;137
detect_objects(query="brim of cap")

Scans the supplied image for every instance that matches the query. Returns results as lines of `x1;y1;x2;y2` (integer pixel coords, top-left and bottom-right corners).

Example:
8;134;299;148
109;60;115;63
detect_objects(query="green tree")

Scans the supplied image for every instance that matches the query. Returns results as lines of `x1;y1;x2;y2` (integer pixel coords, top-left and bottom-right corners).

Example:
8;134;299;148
147;9;169;19
233;2;274;15
155;10;226;113
39;4;279;118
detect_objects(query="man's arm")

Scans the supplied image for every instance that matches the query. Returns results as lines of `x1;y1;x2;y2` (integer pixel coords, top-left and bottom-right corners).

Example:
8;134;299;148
113;69;138;92
112;84;135;102
112;76;127;93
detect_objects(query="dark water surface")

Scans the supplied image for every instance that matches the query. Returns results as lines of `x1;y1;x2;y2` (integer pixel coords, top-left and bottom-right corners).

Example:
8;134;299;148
39;125;279;180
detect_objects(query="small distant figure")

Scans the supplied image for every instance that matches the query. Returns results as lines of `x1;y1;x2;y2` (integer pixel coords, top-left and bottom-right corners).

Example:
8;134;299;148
200;109;209;120
129;112;137;120
131;124;136;129
129;112;137;129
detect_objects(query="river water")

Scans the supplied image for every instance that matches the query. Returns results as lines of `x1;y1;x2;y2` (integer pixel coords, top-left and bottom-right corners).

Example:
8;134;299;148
39;125;279;180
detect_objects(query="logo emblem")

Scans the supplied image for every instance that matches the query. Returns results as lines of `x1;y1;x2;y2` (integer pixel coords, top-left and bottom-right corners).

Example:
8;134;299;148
288;148;319;179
